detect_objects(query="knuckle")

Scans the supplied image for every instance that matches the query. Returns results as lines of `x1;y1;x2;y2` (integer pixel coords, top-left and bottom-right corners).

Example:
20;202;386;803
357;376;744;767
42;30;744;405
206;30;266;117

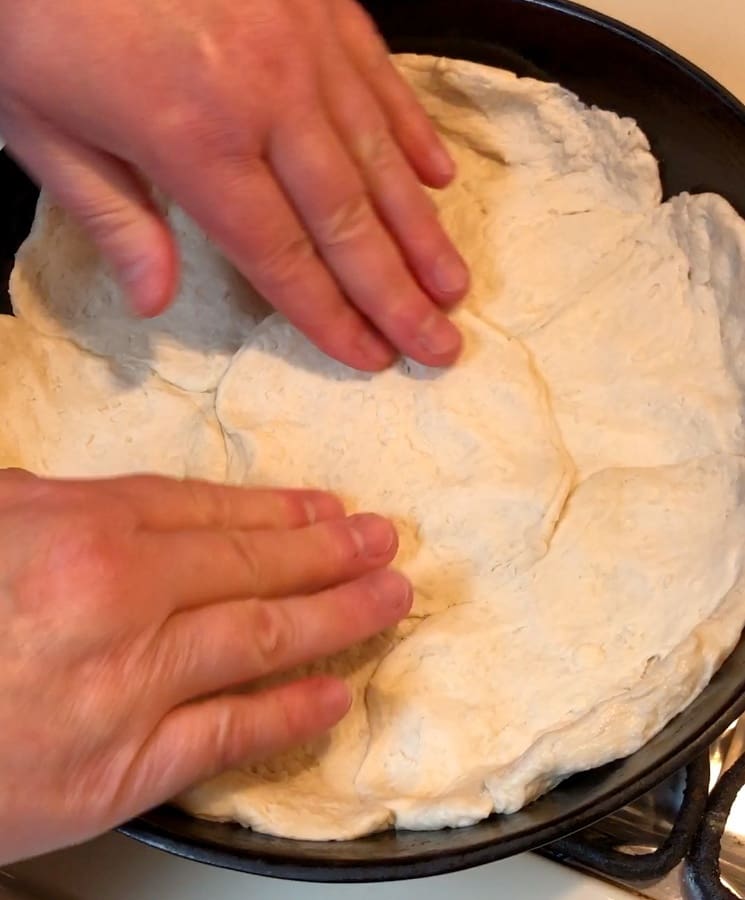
212;703;247;771
226;532;264;589
319;193;373;247
260;233;316;286
214;13;297;78
144;621;192;687
156;106;259;169
9;490;137;626
184;480;233;529
251;602;294;668
50;510;101;558
249;46;306;98
61;518;124;580
394;307;431;342
357;130;397;171
33;514;129;616
150;27;307;165
56;497;134;569
275;491;315;530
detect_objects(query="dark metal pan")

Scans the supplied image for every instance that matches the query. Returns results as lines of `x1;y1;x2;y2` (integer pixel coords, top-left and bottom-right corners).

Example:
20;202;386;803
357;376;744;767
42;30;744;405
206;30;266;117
3;0;745;883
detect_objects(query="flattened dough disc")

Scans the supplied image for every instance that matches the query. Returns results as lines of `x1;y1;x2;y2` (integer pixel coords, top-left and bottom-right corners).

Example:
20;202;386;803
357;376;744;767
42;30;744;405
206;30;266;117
0;316;226;480
10;194;269;392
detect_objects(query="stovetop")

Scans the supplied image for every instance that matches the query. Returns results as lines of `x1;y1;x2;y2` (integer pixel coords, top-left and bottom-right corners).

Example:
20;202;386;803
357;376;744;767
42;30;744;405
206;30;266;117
542;717;745;899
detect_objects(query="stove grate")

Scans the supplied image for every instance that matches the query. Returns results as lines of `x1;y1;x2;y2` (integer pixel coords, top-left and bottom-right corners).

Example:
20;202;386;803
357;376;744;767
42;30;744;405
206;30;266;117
542;755;710;882
687;752;745;900
541;744;745;900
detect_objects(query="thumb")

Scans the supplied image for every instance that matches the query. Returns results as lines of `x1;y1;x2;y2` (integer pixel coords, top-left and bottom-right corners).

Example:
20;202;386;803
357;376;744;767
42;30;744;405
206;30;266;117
1;110;177;317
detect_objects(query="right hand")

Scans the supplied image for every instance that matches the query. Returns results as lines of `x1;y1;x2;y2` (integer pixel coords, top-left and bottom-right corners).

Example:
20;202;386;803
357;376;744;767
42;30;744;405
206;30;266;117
0;469;410;864
0;0;468;371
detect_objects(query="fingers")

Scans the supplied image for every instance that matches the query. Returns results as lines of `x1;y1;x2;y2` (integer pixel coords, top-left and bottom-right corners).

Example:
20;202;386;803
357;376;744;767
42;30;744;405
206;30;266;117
269;110;462;366
95;475;345;532
147;512;399;610
333;0;456;188
0;468;36;483
13;474;345;532
159;568;411;703
1;108;177;317
0;468;38;506
155;155;396;371
130;676;351;806
319;46;469;307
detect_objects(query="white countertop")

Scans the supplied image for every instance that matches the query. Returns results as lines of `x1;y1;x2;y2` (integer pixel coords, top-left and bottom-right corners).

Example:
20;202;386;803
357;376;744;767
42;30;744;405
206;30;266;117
5;2;745;898
5;839;632;900
582;0;745;103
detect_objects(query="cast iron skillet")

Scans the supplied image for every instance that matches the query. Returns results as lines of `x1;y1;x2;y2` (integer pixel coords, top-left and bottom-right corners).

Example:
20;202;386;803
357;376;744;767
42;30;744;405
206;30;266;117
3;0;745;883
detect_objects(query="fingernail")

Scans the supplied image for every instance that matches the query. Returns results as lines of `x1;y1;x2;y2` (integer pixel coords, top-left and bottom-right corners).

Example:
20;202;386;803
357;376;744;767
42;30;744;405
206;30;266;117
355;330;396;370
303;492;344;524
366;569;413;615
319;679;352;715
430;143;456;182
418;313;462;358
432;251;470;296
123;257;165;318
350;513;396;557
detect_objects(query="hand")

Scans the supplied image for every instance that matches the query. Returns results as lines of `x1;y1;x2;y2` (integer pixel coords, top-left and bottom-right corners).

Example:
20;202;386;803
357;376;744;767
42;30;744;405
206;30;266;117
0;469;410;864
0;0;468;371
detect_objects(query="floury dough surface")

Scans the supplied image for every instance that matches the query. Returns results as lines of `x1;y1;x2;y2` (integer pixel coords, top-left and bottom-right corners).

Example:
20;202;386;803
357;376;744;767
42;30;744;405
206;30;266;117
10;193;270;393
0;316;227;481
218;310;575;616
6;53;745;840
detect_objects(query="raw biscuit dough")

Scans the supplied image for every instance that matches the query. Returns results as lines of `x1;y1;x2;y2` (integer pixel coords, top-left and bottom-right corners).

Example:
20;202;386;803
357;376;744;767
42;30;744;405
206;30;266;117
180;635;397;840
0;316;226;480
215;309;575;615
401;55;662;335
6;53;745;841
524;194;745;478
10;193;269;392
357;455;745;826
